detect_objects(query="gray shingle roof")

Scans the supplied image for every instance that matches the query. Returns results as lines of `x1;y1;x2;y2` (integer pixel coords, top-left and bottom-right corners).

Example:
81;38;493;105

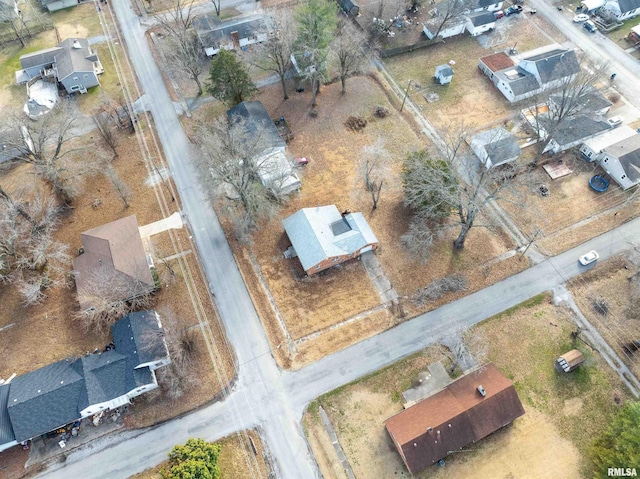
618;0;640;13
193;14;273;49
7;359;84;443
226;101;286;151
603;134;640;182
549;89;612;113
472;127;520;164
19;47;62;70
54;38;96;81
506;70;541;96
111;311;167;367
282;206;379;272
73;352;129;410
547;115;611;147
435;64;454;77
523;49;580;84
0;384;16;446
468;11;495;26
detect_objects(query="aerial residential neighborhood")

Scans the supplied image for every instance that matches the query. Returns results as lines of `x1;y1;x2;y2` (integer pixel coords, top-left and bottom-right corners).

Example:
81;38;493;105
1;0;640;476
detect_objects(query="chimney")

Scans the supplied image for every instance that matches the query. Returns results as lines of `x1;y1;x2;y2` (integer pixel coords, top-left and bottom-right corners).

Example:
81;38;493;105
72;40;82;49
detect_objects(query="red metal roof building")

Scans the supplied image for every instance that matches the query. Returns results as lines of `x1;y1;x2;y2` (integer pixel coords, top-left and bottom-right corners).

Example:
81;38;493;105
385;363;525;474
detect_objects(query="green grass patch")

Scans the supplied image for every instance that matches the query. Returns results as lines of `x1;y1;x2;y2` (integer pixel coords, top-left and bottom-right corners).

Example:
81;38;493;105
606;16;640;43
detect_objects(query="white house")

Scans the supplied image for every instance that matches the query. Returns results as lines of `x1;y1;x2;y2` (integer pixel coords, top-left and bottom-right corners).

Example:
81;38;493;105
466;11;496;36
580;125;636;161
596;134;640;189
193;14;274;56
423;16;467;39
601;0;640;20
579;0;606;10
226;101;301;196
469;0;504;11
471;127;521;168
479;46;581;103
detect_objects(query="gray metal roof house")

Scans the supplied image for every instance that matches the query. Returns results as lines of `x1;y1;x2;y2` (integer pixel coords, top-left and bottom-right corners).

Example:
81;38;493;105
435;64;454;85
283;205;379;275
0;310;169;452
194;13;274;56
16;38;103;94
598;134;640;189
471;127;521;168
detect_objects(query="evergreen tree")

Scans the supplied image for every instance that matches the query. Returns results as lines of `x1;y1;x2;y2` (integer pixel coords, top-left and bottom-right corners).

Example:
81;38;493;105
591;401;640;477
164;438;221;479
207;50;256;106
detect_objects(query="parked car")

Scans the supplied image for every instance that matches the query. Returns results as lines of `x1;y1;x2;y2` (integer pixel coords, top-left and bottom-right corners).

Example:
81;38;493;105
579;250;599;265
494;10;505;18
607;116;623;127
573;13;589;22
504;5;523;15
583;20;598;32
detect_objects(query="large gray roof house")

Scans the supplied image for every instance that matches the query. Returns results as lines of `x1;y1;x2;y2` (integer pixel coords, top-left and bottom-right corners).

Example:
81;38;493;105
283;205;379;275
194;13;274;56
15;38;104;94
479;45;581;103
0;311;169;453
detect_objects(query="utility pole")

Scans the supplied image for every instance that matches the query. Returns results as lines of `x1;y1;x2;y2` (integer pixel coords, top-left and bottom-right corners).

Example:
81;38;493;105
520;225;542;259
400;79;412;113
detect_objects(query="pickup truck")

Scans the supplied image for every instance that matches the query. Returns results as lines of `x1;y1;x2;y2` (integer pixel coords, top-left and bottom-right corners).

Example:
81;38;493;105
504;5;523;15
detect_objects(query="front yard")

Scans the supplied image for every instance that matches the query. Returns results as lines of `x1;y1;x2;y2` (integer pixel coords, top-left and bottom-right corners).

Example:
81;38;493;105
304;293;631;479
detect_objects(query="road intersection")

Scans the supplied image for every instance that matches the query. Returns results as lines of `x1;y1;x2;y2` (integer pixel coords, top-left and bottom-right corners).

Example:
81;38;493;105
36;1;640;477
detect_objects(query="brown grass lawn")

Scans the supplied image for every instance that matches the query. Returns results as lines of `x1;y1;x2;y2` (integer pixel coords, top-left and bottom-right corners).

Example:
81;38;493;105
383;14;559;130
568;254;640;380
212;76;524;368
496;151;640;255
129;429;270;479
305;294;630;479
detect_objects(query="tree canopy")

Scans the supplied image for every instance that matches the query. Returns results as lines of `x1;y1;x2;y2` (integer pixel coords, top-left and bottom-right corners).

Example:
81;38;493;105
591;401;640;477
164;438;221;479
207;50;256;106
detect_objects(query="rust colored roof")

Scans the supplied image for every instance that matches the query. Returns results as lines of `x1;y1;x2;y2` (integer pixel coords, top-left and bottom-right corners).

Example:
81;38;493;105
385;363;525;474
73;215;154;310
480;52;515;72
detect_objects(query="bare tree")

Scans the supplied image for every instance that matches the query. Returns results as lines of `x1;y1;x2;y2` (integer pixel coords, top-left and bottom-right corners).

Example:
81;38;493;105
525;62;606;163
155;0;206;96
330;19;373;95
75;265;156;333
245;10;297;100
403;129;527;253
428;0;467;39
162;32;206;96
360;137;389;210
0;189;70;304
195;117;281;225
105;166;132;208
3;102;84;205
93;110;119;156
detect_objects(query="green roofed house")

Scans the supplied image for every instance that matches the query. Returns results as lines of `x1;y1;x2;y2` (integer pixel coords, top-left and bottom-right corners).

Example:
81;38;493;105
282;205;379;275
0;311;170;453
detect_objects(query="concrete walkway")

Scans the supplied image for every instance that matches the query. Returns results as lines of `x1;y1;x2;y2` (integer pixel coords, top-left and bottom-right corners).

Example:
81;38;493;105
361;251;398;304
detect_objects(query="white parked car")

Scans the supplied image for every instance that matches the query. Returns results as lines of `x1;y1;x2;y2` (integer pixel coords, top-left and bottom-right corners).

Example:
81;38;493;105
607;116;623;127
579;250;599;265
573;13;589;22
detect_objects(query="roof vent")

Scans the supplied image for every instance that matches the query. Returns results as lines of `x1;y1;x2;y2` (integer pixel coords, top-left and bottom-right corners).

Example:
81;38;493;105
60;381;64;384
37;389;41;393
72;40;82;49
477;385;486;397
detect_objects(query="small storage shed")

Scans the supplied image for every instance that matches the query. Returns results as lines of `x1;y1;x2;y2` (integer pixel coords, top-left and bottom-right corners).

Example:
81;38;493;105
556;349;585;372
339;0;359;16
434;64;454;85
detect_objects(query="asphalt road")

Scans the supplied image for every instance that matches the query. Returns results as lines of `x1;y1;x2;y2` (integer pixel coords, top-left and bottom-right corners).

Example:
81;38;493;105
35;2;640;478
529;0;640;106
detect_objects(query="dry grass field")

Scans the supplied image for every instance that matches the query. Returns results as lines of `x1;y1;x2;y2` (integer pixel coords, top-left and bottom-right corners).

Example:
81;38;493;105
213;76;525;368
568;254;640;380
305;294;631;479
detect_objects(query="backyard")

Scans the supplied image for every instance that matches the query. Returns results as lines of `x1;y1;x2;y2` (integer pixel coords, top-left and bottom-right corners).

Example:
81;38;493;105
304;293;631;479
